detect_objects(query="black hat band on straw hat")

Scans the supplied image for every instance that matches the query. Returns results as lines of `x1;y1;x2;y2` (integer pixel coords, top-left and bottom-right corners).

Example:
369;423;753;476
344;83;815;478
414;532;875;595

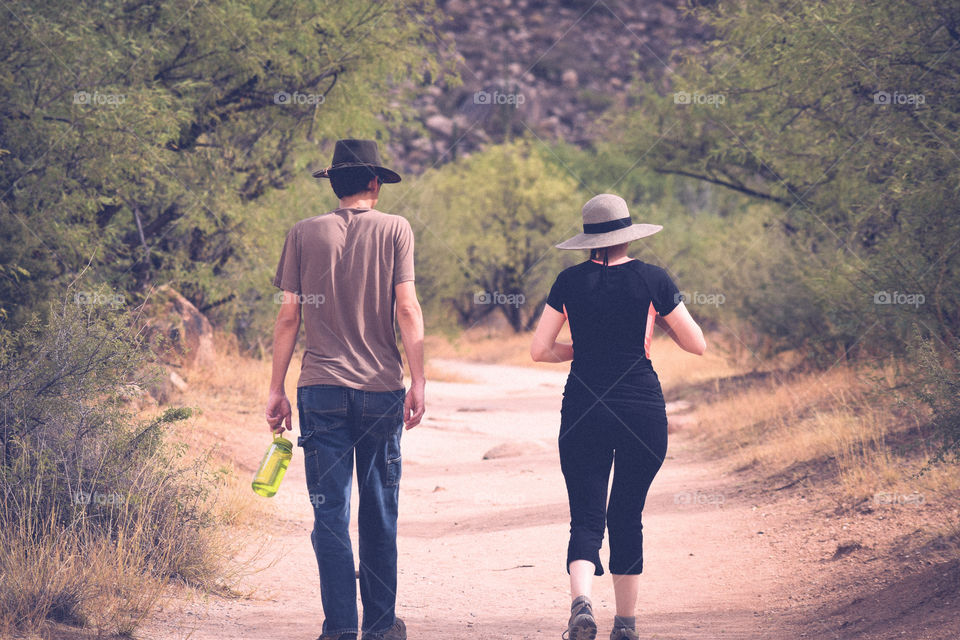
583;217;632;234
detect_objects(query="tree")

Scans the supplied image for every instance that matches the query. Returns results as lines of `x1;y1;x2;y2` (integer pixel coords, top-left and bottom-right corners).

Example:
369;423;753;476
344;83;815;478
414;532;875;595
613;0;960;361
388;140;588;332
0;0;454;327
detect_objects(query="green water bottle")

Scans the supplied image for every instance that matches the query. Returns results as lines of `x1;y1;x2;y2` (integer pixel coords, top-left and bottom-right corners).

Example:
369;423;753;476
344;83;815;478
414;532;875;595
252;434;293;497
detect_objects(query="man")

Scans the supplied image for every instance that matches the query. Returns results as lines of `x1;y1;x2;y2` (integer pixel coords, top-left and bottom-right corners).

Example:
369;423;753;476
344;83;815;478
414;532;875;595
266;138;425;640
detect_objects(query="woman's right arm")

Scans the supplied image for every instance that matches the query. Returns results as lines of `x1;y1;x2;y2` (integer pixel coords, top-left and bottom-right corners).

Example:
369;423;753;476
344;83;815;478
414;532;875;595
530;304;574;362
656;301;707;355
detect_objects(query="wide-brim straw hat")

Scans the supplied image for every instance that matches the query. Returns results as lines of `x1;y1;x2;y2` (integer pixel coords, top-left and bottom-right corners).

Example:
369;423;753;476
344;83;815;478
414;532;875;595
555;194;662;250
312;138;401;183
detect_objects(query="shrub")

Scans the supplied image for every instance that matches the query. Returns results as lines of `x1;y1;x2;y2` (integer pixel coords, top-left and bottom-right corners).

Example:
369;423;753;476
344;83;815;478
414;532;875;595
0;289;230;634
910;331;960;467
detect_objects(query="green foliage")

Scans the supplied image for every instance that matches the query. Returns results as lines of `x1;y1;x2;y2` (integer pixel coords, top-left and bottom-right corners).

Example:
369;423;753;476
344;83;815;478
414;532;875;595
1;289;172;533
0;290;230;630
613;0;960;362
0;0;453;328
387;140;588;332
910;331;960;465
543;142;785;335
0;263;30;322
219;165;341;346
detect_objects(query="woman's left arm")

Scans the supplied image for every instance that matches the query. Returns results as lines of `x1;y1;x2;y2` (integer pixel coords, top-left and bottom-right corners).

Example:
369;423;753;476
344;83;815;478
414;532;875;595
530;304;573;362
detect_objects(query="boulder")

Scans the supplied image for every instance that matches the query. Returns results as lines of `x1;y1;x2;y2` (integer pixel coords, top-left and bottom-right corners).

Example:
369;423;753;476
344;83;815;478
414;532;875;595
145;368;189;405
667;414;697;434
168;370;189;392
140;285;215;369
425;114;455;137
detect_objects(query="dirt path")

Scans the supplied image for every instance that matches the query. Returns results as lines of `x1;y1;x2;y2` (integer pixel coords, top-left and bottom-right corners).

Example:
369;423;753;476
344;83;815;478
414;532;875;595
141;359;804;640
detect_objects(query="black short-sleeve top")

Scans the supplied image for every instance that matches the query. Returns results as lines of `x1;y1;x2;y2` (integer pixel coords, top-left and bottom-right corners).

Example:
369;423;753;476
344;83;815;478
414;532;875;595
546;259;680;386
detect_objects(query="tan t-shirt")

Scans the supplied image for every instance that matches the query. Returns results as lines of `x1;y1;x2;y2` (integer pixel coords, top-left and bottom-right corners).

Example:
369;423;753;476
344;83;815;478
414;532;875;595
273;207;415;391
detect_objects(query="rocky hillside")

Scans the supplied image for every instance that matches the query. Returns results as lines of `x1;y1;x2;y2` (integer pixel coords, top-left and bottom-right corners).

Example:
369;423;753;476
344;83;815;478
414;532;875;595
389;0;710;172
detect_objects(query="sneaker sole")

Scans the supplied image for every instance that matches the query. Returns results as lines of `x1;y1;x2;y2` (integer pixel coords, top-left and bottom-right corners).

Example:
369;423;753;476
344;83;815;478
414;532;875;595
568;613;598;640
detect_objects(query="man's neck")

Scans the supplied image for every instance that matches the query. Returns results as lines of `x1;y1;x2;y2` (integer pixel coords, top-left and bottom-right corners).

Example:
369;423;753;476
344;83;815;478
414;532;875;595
339;194;378;210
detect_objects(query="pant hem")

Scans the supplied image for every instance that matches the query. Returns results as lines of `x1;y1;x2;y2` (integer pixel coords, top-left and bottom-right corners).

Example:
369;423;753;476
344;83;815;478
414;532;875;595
567;556;605;577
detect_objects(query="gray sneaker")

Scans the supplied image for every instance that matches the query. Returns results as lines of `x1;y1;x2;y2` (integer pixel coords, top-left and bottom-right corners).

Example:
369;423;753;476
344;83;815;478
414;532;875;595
361;617;406;640
563;596;597;640
609;626;639;640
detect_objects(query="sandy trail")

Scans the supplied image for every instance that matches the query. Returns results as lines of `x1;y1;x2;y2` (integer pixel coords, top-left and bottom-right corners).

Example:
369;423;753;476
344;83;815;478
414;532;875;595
142;359;798;640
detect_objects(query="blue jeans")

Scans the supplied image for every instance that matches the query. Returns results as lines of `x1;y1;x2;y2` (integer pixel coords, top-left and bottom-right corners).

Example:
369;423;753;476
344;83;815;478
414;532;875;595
297;384;405;637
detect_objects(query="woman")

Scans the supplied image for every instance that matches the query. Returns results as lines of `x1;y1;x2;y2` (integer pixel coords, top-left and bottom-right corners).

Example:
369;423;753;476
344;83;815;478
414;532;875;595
531;194;706;640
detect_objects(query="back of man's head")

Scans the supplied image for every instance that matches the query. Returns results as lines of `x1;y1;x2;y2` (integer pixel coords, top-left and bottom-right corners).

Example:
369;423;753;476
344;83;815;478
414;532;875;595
330;167;379;199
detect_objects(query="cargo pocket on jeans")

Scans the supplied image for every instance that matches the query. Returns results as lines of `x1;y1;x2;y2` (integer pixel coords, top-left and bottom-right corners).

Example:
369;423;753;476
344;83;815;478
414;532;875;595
385;454;402;487
384;423;402;487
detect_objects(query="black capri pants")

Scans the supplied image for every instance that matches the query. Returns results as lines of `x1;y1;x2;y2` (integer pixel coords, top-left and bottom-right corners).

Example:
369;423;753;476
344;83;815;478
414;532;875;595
558;372;669;576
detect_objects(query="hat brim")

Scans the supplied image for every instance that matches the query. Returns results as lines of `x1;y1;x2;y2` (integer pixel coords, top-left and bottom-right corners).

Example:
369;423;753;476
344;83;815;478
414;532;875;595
555;223;663;250
312;163;402;183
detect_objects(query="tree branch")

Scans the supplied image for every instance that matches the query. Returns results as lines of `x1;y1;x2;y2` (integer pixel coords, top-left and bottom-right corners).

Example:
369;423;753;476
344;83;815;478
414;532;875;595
652;167;795;206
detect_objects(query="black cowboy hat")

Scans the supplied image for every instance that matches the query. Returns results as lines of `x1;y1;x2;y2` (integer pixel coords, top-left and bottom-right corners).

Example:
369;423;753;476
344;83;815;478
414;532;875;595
312;139;401;183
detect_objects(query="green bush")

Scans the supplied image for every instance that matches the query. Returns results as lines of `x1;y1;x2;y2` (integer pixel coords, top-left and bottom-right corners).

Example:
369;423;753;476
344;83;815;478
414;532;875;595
0;0;453;332
910;332;960;466
613;0;960;362
0;289;230;633
386;140;588;332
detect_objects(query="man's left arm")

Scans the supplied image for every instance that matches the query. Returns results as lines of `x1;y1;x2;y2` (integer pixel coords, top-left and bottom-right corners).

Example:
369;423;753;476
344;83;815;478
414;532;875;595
266;291;301;433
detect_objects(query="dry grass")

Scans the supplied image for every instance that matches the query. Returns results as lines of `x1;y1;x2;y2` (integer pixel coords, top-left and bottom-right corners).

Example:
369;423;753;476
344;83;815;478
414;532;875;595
163;337;296;527
0;519;168;636
691;361;959;506
0;460;241;637
0;331;270;637
694;367;871;461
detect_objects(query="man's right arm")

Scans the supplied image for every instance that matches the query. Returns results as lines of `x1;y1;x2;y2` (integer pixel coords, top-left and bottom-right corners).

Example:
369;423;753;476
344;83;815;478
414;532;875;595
395;280;425;429
266;291;301;433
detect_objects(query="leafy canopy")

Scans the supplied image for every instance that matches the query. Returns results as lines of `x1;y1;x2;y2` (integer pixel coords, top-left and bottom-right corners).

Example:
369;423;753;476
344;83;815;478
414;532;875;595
0;0;453;326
